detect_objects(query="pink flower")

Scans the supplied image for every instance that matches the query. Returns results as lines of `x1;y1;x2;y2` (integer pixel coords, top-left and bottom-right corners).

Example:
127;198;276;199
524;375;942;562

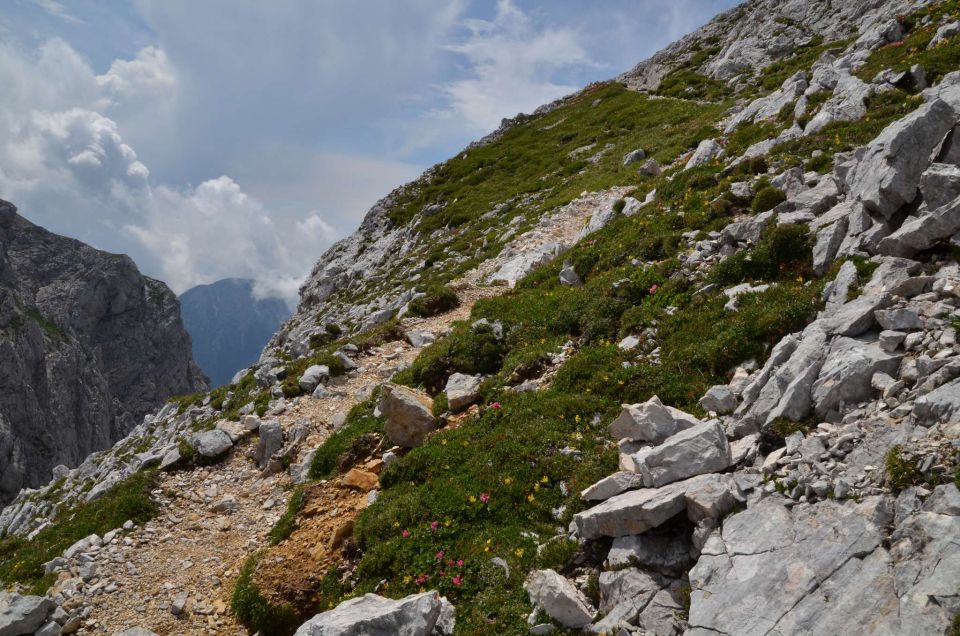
479;493;490;503
436;550;445;560
446;559;455;566
416;573;429;584
452;575;463;586
649;284;658;294
457;559;464;567
490;402;502;410
430;520;439;530
401;529;410;538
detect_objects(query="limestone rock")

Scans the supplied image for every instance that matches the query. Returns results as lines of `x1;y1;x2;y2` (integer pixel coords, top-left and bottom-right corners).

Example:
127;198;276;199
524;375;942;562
581;471;644;502
914;377;960;425
609;396;701;444
255;420;284;469
0;201;207;505
379;384;436;448
846;98;958;218
299;365;330;393
698;385;737;415
812;337;903;419
0;592;54;636
524;569;595;629
627;420;732;488
444;373;482;413
293;591;454;636
191;429;233;459
685;139;723;170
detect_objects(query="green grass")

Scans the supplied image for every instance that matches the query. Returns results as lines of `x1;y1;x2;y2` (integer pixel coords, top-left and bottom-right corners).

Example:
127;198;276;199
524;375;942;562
308;398;385;479
25;307;65;341
0;471;157;594
856;3;960;85
268;486;306;546
751;186;786;213
232;552;302;636
408;284;460;318
885;445;925;491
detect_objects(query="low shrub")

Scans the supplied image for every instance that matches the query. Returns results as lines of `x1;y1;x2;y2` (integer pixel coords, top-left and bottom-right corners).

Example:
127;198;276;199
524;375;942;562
396;322;507;395
232;552;301;636
408;284;461;318
751;186;786;213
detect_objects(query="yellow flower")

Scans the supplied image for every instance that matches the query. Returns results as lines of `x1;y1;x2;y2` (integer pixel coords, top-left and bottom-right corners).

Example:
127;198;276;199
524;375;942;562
527;493;536;502
534;483;541;492
541;475;549;483
441;439;448;445
403;575;412;584
504;477;513;485
486;538;492;544
444;520;451;527
469;495;477;503
515;548;525;557
393;521;400;528
575;414;581;423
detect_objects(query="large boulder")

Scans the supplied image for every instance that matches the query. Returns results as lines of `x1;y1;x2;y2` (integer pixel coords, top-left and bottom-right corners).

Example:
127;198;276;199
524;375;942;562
293;591;454;636
685;139;723;170
846;97;958;218
811;337;903;420
625;420;732;487
299;365;330;393
255;420;284;469
0;592;54;636
804;72;871;135
574;473;741;539
190;429;233;459
378;384;436;448
878;195;960;257
523;569;595;629
914;377;960;425
444;373;482;413
609;396;701;443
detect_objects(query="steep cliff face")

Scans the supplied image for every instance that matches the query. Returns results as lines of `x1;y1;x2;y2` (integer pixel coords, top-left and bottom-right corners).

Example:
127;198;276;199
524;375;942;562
180;278;291;387
0;200;207;504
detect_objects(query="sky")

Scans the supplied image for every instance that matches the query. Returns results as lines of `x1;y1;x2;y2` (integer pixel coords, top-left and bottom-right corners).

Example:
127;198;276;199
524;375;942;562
0;0;739;304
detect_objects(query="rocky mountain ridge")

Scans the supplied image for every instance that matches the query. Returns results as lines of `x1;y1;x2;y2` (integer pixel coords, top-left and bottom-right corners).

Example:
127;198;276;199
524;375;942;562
3;1;960;635
0;200;207;506
179;279;291;388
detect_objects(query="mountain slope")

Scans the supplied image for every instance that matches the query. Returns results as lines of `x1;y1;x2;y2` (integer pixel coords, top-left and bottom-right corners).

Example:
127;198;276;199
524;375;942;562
0;200;208;504
2;1;960;635
180;279;291;387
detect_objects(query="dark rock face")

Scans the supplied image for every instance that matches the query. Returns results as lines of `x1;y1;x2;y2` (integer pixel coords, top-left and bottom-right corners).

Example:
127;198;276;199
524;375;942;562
179;278;291;387
0;200;207;504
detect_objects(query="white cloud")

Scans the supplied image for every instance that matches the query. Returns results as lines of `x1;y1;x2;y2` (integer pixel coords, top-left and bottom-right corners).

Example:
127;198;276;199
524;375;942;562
31;0;83;24
440;0;591;133
123;176;337;301
97;46;176;107
0;37;341;303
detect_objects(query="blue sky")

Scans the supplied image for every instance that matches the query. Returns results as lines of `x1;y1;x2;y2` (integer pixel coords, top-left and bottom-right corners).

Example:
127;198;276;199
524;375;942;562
0;0;738;301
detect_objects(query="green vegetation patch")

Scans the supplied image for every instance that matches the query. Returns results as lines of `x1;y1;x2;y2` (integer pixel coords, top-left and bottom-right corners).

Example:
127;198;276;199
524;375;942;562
0;471;158;594
408;284;461;318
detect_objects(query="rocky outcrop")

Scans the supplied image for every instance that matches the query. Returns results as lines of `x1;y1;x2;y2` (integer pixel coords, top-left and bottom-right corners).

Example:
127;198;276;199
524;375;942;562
292;591;454;636
0;201;207;504
618;0;919;91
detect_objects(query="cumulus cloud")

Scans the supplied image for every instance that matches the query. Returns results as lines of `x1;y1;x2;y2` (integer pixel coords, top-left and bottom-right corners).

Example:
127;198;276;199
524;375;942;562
96;46;176;107
0;37;340;303
440;0;592;133
122;176;337;301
